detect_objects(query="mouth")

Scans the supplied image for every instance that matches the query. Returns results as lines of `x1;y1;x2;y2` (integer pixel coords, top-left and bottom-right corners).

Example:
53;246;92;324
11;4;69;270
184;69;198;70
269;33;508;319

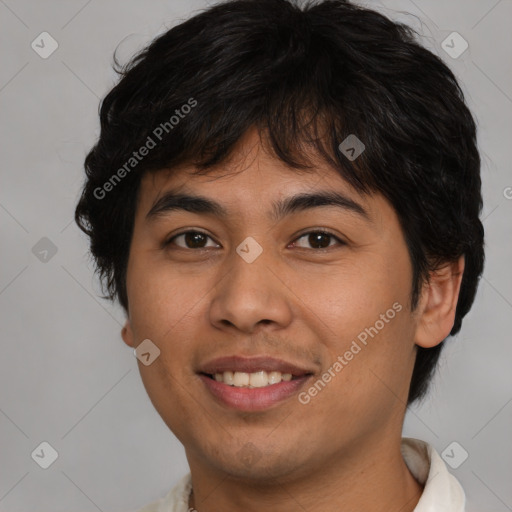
200;370;306;388
198;373;313;411
197;356;315;411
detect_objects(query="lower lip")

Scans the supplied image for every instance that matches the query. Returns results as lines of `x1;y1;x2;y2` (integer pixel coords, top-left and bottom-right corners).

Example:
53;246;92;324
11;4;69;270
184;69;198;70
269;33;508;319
199;374;311;411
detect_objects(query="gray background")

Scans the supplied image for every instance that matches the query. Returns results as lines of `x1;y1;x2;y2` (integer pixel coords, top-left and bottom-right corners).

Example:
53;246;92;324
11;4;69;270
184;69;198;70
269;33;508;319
0;0;511;510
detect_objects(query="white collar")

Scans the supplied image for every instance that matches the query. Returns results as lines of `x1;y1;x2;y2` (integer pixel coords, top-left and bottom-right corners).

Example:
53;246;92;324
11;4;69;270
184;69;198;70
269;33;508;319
140;437;465;511
401;437;465;511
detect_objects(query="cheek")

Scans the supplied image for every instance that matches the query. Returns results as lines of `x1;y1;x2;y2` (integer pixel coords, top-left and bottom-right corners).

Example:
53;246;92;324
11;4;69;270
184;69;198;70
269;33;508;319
301;261;409;337
126;254;212;339
299;264;415;400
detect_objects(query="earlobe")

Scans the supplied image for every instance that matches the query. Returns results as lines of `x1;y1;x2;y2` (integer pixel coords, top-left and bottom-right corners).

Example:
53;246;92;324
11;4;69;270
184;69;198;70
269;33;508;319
414;255;465;349
121;319;135;348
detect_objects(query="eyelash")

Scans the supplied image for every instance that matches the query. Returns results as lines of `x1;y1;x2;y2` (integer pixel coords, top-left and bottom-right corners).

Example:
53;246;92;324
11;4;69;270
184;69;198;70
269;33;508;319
163;229;346;251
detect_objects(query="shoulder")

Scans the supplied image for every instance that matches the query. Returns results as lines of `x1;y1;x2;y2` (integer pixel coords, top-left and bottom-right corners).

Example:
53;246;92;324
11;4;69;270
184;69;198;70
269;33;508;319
402;437;466;512
132;473;192;512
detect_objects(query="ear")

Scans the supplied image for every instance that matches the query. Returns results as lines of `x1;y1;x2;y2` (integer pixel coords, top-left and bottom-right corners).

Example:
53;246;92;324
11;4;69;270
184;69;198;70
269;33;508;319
121;319;135;348
414;256;465;349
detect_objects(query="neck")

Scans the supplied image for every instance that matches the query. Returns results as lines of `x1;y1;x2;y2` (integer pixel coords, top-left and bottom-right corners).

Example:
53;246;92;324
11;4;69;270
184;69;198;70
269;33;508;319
186;435;423;512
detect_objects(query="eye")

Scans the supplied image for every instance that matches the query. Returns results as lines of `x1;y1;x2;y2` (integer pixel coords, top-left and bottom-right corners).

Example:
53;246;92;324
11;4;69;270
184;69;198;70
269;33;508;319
291;230;345;250
165;230;219;250
164;229;345;251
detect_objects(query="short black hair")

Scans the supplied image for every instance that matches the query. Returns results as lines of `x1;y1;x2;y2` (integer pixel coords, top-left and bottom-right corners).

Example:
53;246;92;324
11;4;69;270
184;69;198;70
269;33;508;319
75;0;485;405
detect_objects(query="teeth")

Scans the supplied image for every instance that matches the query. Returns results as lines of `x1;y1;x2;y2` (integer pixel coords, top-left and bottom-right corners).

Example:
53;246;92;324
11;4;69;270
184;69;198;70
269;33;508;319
212;370;294;388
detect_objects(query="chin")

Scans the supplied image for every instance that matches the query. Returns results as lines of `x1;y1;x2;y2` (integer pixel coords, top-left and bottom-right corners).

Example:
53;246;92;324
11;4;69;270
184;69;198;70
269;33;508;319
208;447;306;483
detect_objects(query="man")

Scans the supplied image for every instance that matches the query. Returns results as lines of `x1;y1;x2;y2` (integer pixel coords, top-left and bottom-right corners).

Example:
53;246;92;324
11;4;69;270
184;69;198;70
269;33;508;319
75;0;484;510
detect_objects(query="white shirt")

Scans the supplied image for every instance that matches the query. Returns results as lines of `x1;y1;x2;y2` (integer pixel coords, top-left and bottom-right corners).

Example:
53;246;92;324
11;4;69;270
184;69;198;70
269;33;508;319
135;437;465;512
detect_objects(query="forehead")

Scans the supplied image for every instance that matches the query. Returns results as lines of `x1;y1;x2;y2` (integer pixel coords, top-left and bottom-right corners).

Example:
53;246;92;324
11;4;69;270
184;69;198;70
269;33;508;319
137;127;374;218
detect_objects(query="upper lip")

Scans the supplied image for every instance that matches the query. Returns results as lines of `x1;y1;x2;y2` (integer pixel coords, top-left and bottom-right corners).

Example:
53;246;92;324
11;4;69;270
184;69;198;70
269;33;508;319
198;356;314;377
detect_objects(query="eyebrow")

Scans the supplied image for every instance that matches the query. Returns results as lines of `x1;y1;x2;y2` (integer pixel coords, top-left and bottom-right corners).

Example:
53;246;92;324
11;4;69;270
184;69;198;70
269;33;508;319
146;189;370;223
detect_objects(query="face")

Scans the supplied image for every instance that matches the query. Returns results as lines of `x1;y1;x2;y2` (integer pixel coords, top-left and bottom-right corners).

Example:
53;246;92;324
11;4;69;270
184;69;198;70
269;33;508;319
122;127;423;481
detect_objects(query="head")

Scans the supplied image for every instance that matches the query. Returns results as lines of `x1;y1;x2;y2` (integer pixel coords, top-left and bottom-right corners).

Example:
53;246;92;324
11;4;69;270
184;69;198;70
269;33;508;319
75;0;484;480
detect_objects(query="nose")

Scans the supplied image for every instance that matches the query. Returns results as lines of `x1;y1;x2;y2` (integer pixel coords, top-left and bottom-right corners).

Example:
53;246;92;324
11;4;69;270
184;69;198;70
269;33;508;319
208;238;293;334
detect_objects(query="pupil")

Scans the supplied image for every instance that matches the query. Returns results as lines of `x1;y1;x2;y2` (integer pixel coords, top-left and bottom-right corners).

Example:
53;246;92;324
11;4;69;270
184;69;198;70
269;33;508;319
309;233;330;249
186;232;206;248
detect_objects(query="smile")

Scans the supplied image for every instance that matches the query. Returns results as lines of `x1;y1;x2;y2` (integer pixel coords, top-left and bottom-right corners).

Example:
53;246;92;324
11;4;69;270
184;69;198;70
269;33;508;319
199;372;312;411
208;370;295;388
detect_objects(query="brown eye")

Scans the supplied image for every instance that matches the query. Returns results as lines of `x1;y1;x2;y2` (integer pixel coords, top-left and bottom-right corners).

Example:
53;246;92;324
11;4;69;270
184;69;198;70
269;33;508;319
292;231;345;250
166;231;218;249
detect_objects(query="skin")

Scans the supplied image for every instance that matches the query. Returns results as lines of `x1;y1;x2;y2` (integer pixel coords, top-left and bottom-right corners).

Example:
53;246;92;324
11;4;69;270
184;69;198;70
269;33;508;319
122;127;464;512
